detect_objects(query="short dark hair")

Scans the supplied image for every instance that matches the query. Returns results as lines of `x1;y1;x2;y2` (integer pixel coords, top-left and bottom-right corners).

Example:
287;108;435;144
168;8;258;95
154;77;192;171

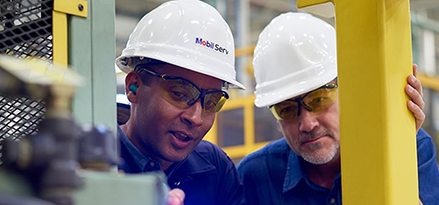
133;58;166;85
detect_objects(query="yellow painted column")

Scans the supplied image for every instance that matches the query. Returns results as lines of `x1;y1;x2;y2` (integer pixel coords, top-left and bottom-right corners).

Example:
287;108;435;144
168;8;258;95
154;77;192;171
298;0;418;204
52;0;88;66
52;11;68;66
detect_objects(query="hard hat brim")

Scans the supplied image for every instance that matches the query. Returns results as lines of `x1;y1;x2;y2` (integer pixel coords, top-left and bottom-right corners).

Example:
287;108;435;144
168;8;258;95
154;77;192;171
116;49;246;90
254;61;337;107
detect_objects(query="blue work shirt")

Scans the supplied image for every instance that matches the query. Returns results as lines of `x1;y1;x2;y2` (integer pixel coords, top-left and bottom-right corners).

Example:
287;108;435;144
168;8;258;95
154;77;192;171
237;128;439;205
118;127;244;205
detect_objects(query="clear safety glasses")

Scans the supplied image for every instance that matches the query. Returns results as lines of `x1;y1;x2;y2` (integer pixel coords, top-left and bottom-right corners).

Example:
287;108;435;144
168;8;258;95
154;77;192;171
269;84;338;121
136;67;229;113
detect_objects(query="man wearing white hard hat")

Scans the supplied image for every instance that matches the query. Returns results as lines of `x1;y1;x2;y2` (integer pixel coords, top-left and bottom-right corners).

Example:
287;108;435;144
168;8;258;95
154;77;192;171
116;1;245;204
237;12;439;204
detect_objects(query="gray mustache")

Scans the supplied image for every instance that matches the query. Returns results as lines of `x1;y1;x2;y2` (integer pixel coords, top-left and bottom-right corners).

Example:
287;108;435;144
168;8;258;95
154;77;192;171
297;128;332;144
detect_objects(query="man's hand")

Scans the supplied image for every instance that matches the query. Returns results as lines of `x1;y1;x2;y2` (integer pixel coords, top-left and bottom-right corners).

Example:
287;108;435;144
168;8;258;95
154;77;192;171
406;64;425;132
167;188;185;205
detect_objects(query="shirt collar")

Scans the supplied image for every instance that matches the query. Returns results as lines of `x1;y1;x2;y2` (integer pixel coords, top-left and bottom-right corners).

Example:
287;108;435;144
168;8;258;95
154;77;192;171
118;126;161;172
283;150;306;193
161;148;217;179
282;150;342;193
181;147;216;175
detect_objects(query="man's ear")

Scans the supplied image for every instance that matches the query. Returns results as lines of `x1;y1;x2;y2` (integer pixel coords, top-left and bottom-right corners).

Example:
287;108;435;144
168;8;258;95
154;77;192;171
125;71;141;103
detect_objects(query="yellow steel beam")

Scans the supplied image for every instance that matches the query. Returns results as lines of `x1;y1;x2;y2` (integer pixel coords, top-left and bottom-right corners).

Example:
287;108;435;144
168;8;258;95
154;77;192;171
222;142;271;159
204;118;218;144
298;0;418;204
418;73;439;91
223;96;253;110
205;96;256;157
53;11;68;66
242;96;255;154
235;45;255;57
298;0;330;6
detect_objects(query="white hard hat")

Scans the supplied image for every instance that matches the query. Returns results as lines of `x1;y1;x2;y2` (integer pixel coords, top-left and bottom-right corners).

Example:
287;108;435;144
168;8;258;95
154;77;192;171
115;0;245;90
253;12;337;107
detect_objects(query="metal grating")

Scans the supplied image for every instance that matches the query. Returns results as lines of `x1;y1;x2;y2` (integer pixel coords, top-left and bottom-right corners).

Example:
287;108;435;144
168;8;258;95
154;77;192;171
0;97;45;138
0;97;46;163
0;0;53;147
0;0;53;59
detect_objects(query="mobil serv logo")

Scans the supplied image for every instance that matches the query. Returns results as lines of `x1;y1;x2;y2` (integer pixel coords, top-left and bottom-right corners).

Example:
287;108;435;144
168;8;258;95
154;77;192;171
195;37;229;55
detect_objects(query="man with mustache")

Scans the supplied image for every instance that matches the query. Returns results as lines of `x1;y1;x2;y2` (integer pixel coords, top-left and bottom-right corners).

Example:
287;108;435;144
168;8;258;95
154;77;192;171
237;12;439;205
116;1;245;204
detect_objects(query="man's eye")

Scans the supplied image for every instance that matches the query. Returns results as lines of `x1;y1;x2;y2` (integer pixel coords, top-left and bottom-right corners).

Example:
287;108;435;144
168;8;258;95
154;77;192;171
172;91;183;98
169;89;190;101
280;106;294;114
204;100;216;109
314;97;327;103
307;96;335;110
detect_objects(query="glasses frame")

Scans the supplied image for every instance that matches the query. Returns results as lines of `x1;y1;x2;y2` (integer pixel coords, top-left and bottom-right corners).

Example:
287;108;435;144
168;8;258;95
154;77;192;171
135;65;229;113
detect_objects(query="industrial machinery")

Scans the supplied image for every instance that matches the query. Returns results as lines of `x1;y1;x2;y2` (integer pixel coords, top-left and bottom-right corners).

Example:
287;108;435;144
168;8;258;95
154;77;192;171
0;0;169;204
0;56;168;205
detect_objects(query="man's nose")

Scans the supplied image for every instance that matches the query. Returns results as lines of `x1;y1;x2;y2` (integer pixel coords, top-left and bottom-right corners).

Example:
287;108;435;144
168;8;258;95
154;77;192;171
181;100;204;127
298;106;319;132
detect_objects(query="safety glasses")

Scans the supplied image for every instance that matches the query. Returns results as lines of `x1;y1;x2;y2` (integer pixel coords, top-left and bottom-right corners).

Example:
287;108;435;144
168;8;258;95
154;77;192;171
136;66;229;113
269;84;338;121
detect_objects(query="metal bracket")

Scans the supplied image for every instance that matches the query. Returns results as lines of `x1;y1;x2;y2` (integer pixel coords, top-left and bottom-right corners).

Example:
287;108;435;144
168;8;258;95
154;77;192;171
54;0;88;18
